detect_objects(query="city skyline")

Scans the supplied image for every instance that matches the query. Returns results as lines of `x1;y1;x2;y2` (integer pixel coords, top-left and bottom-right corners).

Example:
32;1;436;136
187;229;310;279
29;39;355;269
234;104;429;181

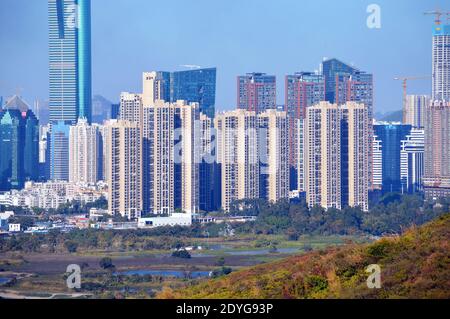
0;0;442;113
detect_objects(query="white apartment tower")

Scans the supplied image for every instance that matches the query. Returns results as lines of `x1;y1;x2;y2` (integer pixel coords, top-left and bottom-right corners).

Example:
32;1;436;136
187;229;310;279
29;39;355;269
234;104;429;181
69;118;99;184
106;120;142;220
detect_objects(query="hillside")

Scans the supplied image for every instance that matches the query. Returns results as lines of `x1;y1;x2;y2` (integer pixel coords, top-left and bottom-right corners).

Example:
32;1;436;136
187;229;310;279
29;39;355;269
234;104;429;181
160;214;450;299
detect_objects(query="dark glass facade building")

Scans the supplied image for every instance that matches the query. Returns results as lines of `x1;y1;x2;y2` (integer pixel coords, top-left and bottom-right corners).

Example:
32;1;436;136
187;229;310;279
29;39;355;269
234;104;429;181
170;68;216;118
374;124;412;193
0;106;39;191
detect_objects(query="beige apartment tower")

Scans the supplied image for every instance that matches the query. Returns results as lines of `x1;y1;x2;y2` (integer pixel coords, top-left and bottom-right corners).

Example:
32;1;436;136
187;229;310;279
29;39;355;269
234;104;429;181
120;92;143;128
258;110;289;202
305;102;369;211
215;109;259;211
106;120;142;220
142;100;199;215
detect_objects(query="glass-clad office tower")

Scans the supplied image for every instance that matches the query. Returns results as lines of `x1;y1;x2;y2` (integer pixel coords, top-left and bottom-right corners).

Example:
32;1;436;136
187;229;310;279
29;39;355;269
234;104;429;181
373;124;412;193
170;68;216;118
48;0;92;180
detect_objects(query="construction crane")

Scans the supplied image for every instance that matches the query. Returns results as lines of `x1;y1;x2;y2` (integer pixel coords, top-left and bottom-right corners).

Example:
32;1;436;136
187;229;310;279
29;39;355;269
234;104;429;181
424;9;450;25
393;76;430;123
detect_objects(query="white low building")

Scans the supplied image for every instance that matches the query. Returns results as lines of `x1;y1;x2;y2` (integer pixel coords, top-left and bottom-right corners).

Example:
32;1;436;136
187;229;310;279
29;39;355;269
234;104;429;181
138;213;192;228
9;224;21;232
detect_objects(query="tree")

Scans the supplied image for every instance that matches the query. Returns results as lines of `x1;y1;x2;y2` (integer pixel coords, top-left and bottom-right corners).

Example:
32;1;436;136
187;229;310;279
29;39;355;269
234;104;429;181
99;257;115;270
64;241;78;253
171;250;191;259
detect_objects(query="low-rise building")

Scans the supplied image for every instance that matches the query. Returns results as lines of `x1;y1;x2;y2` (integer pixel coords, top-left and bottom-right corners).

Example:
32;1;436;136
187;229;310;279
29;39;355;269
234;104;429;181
138;213;192;228
8;224;21;232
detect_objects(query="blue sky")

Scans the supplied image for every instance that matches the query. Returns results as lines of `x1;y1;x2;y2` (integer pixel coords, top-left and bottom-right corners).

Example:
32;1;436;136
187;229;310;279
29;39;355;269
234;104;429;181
0;0;445;112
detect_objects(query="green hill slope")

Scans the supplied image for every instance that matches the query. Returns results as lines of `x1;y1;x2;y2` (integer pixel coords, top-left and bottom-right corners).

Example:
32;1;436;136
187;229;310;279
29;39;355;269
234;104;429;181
160;214;450;299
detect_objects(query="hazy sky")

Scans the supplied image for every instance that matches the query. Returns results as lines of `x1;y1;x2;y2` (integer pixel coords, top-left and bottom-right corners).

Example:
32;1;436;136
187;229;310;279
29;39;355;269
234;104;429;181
0;0;445;113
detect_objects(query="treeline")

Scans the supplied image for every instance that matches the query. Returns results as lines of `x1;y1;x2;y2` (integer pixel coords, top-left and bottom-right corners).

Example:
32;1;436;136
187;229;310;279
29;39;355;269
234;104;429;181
0;194;449;254
231;194;450;237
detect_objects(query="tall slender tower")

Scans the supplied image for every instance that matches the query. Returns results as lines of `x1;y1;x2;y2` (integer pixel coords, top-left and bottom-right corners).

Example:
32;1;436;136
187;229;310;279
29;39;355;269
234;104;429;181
424;20;450;198
48;0;92;180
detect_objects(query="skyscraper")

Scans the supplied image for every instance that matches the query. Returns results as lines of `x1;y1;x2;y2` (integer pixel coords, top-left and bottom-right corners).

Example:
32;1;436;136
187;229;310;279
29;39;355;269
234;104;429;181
119;92;143;128
0;110;25;191
432;23;450;101
258;110;289;202
3;96;40;184
171;68;216;118
404;95;429;128
142;100;200;215
423;101;450;198
423;22;450;199
49;121;71;181
69;118;99;184
285;72;325;190
401;128;425;193
215;109;259;211
285;72;325;120
305;102;369;211
49;0;92;124
142;71;170;106
373;123;412;193
322;58;374;191
198;113;220;212
48;0;92;181
237;73;276;114
106;120;142;219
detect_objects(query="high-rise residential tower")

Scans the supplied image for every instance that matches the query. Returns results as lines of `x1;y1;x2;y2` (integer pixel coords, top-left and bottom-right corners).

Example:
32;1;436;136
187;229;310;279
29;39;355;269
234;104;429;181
237;73;276;114
285;72;325;190
119;93;143;128
305;102;369;211
424;100;450;198
432;23;450;101
69;118;99;184
322;58;374;191
106;120;142;220
258;110;290;202
142;100;200;215
142;71;170;106
423;22;450;198
404;95;429;128
215;109;259;211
